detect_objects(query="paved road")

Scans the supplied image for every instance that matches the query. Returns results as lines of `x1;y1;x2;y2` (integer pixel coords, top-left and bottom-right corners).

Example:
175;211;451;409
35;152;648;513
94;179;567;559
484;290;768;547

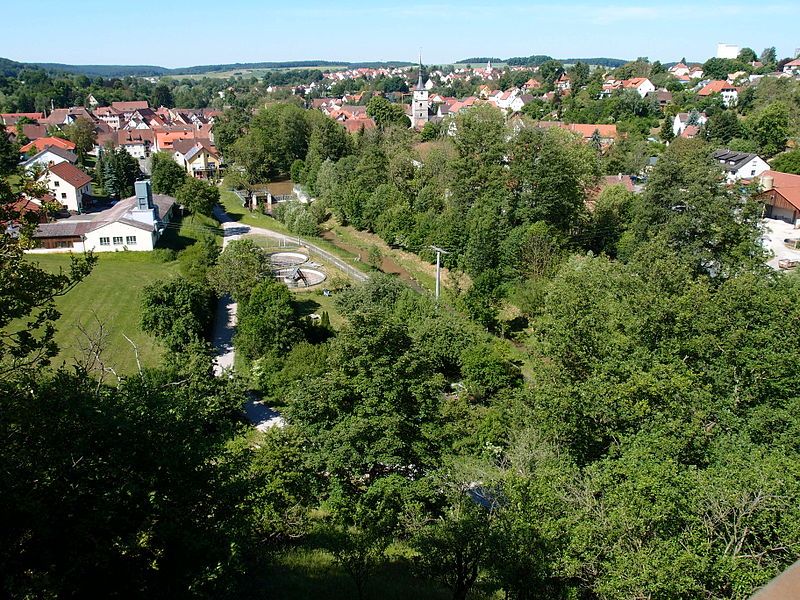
211;204;286;430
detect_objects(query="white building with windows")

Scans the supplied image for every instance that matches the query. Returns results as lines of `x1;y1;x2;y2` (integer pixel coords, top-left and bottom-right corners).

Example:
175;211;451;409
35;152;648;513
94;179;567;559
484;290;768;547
711;149;770;182
39;162;93;213
31;180;175;252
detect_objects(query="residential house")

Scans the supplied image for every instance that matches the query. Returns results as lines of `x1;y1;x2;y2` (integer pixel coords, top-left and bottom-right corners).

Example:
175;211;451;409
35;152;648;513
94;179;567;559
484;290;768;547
673;112;708;137
21;137;77;154
669;63;690;77
96;130;156;160
758;170;800;223
32;180;175;252
172;140;222;179
21;146;78;170
711;149;770;182
1;112;45;126
783;59;800;76
646;89;673;110
39;162;92;212
698;80;739;107
623;77;655;98
556;73;571;91
93;106;122;130
680;125;701;139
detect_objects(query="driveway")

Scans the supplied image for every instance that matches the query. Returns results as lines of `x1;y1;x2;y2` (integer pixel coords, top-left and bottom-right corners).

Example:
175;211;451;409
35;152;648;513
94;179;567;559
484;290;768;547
760;218;800;270
211;204;286;430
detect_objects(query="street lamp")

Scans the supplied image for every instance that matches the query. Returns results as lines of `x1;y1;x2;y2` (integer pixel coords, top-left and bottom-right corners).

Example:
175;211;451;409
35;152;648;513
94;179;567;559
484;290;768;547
430;245;449;301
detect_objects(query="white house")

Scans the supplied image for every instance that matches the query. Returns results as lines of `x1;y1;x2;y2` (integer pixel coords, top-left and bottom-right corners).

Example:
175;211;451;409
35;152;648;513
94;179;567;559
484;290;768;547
39;162;92;212
623;77;656;98
673;111;708;137
32;180;175;252
669;62;690;77
711;149;770;182
783;59;800;75
21;146;77;170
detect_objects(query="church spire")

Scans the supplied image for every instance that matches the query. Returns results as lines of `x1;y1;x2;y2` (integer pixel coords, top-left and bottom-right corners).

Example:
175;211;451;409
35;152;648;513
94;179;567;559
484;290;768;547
416;50;425;91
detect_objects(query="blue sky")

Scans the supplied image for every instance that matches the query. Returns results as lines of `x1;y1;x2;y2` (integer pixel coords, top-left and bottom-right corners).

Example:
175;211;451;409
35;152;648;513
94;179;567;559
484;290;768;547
2;0;797;67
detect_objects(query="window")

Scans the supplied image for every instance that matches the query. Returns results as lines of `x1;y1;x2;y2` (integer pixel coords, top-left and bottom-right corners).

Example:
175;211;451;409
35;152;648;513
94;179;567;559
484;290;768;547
751;170;756;176
125;236;137;245
53;180;59;186
113;236;123;245
55;241;71;248
61;193;67;199
99;237;110;246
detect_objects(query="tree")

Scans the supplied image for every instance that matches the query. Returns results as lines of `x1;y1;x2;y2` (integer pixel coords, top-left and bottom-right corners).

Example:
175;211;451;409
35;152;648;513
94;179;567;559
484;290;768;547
151;151;187;195
230;103;310;182
412;495;496;600
152;83;174;108
630;138;765;276
760;46;777;66
140;276;215;351
98;144;141;198
64;117;96;165
0;174;95;373
745;102;789;157
208;238;269;302
176;177;220;217
365;96;409;130
569;61;590;89
771;149;800;175
178;234;220;283
235;280;301;360
507;125;599;232
0;124;18;177
703;110;742;144
738;48;758;63
660;117;675;142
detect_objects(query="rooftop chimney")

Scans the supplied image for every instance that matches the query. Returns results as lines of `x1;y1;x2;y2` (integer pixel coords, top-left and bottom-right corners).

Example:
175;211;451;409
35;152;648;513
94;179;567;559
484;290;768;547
134;179;153;210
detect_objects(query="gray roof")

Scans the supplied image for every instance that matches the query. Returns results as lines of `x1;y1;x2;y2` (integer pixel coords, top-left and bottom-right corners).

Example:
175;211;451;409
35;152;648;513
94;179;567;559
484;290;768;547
21;146;78;167
34;193;176;238
712;149;762;173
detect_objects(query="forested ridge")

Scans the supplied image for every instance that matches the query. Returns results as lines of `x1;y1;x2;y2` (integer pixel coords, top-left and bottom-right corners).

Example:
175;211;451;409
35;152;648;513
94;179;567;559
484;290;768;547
3;87;800;599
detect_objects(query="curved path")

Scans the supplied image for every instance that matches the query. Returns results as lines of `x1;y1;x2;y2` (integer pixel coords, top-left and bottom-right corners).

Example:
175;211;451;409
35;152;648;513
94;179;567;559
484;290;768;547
210;204;368;431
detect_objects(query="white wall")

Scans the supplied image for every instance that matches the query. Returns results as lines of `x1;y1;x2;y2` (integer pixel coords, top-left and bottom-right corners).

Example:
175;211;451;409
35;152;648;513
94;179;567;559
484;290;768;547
45;173;90;212
82;221;156;252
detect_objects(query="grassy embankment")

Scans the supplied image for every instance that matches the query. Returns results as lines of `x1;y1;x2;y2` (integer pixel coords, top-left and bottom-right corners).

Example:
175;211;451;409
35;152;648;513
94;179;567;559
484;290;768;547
25;252;179;374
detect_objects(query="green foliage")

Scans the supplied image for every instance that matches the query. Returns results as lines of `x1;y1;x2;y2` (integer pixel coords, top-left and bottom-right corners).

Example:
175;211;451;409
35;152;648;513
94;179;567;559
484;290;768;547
140;276;215;351
151;151;188;195
629;138;765;276
208;238;269;302
0;125;19;176
97;144;141;198
63;117;96;165
771;149;800;174
230;102;310;182
177;177;220;217
178;234;220;283
235;279;301;360
272;199;319;236
744;102;790;157
366;96;410;130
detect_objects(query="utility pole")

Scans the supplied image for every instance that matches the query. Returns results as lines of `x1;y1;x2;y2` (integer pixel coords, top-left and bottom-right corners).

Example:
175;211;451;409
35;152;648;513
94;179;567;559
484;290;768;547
430;245;449;301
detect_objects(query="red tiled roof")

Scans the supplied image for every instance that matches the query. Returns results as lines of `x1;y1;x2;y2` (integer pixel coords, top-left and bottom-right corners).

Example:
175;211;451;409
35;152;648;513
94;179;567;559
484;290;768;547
20;137;76;152
111;100;149;112
698;80;736;96
760;170;800;211
48;162;92;188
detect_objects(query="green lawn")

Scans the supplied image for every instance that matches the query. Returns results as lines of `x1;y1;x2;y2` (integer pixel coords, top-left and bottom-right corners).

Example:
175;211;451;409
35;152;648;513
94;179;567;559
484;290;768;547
26;252;179;374
158;211;222;251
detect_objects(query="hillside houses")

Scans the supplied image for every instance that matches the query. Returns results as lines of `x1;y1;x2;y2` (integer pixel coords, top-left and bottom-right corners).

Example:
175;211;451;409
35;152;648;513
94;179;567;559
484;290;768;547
698;80;739;107
8;102;222;174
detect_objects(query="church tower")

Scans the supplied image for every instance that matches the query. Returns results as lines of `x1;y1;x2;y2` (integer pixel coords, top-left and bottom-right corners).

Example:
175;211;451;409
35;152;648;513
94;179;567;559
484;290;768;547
412;54;429;129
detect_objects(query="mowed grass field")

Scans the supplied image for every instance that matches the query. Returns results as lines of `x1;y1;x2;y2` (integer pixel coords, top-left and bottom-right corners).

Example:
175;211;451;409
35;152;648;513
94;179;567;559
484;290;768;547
26;252;179;374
